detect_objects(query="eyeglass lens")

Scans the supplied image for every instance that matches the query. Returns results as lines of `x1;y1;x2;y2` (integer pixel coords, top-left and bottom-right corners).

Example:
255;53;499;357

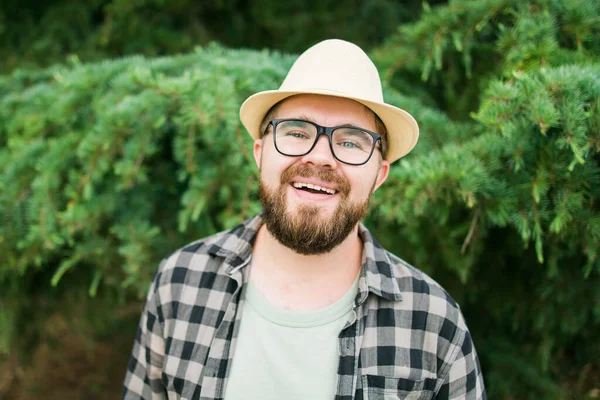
275;120;374;164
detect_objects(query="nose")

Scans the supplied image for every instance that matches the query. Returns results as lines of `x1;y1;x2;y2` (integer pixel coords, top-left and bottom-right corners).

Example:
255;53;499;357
300;134;338;168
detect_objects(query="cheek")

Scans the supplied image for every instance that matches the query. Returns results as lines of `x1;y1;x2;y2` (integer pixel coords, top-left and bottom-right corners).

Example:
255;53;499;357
259;163;277;186
346;170;378;198
259;153;293;186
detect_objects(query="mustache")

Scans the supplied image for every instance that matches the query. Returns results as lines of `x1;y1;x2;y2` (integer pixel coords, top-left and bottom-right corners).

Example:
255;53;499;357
280;164;351;197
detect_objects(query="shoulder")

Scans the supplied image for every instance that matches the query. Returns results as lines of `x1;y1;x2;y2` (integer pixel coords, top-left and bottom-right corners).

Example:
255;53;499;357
153;216;260;290
385;250;468;343
382;252;473;373
158;229;233;276
388;251;460;309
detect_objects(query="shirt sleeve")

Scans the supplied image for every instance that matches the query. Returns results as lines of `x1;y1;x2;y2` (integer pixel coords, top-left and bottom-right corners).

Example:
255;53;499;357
436;328;486;400
123;272;168;400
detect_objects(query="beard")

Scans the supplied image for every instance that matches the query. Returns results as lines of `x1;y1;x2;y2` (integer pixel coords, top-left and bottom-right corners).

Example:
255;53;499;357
259;163;373;255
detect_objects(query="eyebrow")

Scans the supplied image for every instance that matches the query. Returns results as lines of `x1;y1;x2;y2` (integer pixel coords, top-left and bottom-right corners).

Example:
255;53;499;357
288;114;364;129
295;114;317;123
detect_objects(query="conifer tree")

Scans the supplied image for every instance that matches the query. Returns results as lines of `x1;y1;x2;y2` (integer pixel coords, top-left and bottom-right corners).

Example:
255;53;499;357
371;0;600;397
1;0;599;397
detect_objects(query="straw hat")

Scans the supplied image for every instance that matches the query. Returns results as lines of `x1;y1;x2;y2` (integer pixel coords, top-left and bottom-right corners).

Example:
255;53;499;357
239;39;419;163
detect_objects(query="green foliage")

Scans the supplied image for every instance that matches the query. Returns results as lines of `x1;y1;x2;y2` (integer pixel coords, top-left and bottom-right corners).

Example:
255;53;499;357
0;0;424;74
0;48;291;397
1;0;599;398
369;0;600;397
0;45;293;299
374;0;600;117
373;64;600;397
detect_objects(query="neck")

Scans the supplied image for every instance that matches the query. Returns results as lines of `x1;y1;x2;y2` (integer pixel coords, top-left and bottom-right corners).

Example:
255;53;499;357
250;221;363;311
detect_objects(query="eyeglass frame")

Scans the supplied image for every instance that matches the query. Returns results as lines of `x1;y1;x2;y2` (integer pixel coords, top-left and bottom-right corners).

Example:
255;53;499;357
263;118;383;166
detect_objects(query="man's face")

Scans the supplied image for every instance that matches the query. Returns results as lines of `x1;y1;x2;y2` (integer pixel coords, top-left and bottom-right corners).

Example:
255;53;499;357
253;94;390;255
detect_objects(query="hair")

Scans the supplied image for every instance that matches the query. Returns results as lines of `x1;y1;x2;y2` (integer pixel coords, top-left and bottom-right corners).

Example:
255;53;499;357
259;97;389;159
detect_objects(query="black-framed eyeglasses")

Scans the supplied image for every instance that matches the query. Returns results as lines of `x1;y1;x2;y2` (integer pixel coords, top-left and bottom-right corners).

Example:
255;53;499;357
264;119;382;166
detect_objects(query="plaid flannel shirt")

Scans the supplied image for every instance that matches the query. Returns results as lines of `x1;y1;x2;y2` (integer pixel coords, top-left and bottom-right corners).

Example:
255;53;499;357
123;215;486;400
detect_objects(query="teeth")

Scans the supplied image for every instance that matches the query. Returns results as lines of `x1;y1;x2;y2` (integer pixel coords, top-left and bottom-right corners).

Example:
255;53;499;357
292;182;336;194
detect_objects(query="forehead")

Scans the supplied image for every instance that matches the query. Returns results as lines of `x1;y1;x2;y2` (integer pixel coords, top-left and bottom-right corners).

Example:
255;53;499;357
273;94;377;131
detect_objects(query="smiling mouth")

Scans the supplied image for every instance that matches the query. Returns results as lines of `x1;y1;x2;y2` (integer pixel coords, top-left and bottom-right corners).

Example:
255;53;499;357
291;182;337;195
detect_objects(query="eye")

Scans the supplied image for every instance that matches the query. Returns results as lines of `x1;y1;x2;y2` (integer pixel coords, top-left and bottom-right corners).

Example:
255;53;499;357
338;141;360;149
285;131;310;139
336;139;365;150
333;128;372;153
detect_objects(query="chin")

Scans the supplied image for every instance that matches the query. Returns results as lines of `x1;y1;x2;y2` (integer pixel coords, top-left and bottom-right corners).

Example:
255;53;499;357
287;202;335;217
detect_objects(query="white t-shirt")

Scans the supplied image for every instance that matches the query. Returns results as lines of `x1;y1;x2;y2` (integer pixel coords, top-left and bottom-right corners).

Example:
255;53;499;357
225;274;359;400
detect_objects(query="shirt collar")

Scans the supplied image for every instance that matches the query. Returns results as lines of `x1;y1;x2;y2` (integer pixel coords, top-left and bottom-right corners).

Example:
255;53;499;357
356;223;403;302
207;215;402;302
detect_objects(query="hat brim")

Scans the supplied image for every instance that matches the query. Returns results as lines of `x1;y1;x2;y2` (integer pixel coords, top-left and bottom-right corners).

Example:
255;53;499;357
239;89;419;163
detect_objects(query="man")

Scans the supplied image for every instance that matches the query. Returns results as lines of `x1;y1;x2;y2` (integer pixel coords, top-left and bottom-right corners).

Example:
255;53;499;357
123;39;486;399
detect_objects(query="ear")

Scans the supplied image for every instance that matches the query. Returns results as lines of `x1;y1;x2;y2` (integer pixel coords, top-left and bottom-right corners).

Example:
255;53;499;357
372;159;390;193
253;138;263;169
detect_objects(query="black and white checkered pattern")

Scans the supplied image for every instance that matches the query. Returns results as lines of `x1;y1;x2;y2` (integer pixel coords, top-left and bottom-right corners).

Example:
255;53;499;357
123;215;486;399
